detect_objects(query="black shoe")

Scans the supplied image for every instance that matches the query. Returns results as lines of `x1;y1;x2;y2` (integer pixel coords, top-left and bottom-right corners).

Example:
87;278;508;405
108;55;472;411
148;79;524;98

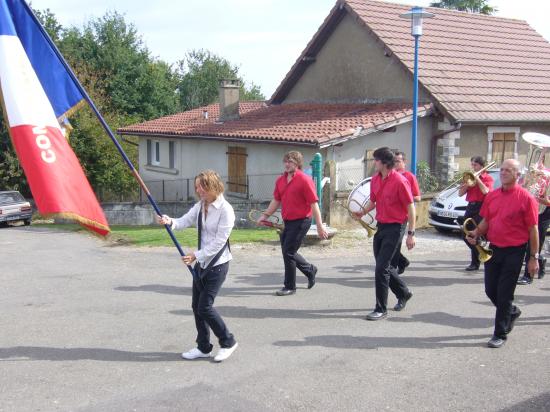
487;336;506;348
517;276;532;285
276;288;296;296
465;263;479;271
507;308;522;334
366;311;387;321
307;265;318;289
394;291;413;311
398;260;410;275
538;257;546;279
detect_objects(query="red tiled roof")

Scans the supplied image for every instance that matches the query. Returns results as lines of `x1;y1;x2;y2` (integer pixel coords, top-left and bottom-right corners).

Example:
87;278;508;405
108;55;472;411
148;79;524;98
118;101;432;145
272;0;550;123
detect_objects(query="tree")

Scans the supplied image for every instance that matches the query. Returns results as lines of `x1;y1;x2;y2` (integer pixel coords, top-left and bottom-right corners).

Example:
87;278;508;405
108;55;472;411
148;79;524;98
429;0;497;14
177;49;264;111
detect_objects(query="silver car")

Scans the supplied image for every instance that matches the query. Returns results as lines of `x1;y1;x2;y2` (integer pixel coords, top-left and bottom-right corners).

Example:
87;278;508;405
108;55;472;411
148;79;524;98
428;170;501;233
0;191;32;226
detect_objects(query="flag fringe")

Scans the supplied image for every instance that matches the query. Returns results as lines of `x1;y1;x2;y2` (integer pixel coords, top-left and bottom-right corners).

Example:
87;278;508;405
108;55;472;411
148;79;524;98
43;211;110;236
57;99;86;122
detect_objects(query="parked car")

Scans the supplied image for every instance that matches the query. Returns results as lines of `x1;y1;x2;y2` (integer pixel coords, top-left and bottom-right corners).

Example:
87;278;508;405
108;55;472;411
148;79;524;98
0;191;32;226
428;170;501;232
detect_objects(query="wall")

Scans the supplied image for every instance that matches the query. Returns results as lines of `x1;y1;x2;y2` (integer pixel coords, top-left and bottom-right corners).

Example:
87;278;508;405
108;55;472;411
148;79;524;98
283;13;429;104
137;137;321;201
102;199;272;227
453;124;550;172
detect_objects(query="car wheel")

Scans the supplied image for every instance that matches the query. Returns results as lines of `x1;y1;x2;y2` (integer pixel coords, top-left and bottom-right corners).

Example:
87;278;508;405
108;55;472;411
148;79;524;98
24;219;31;226
434;226;452;234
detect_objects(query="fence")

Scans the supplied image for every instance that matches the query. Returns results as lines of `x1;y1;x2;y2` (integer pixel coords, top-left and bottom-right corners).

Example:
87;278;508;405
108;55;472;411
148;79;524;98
97;173;282;203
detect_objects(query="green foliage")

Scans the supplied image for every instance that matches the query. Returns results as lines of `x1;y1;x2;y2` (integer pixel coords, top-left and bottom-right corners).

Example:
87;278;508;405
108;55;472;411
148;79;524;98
177;49;265;111
416;161;439;193
429;0;497;14
0;9;265;198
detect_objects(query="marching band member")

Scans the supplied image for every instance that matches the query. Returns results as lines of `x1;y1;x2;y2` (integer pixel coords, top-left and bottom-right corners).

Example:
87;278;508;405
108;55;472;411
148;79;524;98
259;151;328;296
458;156;494;271
354;147;415;320
467;159;538;348
518;154;550;285
393;150;421;274
157;170;238;362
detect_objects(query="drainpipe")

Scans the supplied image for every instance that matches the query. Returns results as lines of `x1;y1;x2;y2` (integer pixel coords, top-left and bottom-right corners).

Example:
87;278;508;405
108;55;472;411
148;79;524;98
430;122;462;170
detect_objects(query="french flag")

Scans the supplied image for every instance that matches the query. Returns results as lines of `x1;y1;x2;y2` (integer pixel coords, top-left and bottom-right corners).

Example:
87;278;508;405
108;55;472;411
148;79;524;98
0;0;110;236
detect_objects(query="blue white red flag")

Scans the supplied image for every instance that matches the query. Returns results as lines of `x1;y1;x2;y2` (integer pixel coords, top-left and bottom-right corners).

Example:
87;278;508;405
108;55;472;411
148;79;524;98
0;0;110;235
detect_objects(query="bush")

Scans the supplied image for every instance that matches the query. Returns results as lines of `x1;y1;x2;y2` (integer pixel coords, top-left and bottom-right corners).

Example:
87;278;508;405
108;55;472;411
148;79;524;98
416;161;439;193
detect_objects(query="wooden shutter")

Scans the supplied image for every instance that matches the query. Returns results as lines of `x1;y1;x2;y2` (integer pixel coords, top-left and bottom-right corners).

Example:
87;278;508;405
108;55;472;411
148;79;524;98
227;147;247;194
146;139;152;165
169;141;175;169
492;133;516;165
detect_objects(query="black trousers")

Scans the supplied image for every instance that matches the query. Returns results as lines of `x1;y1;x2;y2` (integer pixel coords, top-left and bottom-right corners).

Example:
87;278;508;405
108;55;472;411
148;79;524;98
459;201;483;266
192;262;235;353
373;222;410;313
523;215;550;273
484;245;525;339
280;217;316;290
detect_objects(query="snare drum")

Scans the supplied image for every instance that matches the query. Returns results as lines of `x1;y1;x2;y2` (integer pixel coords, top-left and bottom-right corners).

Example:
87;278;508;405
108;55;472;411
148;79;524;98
347;177;377;228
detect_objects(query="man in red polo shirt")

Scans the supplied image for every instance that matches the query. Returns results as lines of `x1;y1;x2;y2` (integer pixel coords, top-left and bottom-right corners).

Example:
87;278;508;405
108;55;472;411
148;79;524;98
353;147;415;320
458;156;494;271
258;151;328;296
467;158;539;348
393;150;421;274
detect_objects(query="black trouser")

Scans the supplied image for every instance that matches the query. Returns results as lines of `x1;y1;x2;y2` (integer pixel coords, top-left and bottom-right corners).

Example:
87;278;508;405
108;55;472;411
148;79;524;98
192;262;235;353
459;201;483;267
523;215;550;275
484;244;525;340
373;222;410;313
280;217;316;290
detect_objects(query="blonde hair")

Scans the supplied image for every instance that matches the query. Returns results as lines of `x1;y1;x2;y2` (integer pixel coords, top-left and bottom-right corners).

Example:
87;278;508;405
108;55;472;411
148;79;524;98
283;151;304;169
195;170;225;197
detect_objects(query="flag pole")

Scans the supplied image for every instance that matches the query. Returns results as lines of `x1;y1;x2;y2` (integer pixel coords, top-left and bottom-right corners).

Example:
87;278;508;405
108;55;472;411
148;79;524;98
21;1;196;278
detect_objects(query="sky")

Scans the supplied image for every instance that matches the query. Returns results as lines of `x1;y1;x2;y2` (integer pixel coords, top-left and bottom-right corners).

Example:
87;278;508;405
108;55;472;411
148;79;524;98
29;0;550;99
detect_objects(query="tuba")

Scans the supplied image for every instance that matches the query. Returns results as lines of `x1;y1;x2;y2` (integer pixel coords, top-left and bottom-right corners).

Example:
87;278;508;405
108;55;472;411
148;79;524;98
462;218;492;263
522;132;550;214
347;178;377;237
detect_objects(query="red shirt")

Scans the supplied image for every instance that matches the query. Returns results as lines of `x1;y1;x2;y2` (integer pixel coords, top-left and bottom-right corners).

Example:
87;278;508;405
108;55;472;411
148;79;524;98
466;172;494;202
400;170;421;198
370;169;413;224
480;184;538;247
274;169;318;221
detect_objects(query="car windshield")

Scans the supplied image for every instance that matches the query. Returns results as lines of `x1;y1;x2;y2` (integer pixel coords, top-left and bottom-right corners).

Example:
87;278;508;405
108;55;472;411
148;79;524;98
0;192;26;205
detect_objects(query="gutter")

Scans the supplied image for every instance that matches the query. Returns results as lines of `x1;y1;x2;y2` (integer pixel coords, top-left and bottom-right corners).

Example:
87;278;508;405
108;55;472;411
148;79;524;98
117;131;319;147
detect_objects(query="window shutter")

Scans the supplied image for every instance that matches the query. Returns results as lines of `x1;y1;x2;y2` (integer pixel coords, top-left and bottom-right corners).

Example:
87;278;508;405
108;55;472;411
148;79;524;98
146;139;152;165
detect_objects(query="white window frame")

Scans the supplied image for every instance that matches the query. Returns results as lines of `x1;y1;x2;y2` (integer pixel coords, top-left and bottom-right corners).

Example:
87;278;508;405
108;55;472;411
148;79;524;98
152;140;161;166
487;126;520;162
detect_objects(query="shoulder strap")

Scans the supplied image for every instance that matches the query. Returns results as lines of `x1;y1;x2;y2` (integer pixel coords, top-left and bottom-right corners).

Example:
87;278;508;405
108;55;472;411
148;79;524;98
197;201;229;271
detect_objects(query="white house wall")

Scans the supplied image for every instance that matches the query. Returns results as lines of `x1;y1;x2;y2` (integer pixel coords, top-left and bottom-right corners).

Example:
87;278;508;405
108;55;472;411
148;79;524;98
138;137;320;200
328;117;432;190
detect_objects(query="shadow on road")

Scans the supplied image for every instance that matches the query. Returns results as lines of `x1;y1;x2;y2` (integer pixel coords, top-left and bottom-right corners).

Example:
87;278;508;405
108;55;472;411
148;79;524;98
273;333;488;349
499;391;550;411
0;346;180;362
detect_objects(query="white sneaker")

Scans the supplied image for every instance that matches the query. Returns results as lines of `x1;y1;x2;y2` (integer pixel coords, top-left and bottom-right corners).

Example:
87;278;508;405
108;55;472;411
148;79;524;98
213;342;238;362
181;348;211;360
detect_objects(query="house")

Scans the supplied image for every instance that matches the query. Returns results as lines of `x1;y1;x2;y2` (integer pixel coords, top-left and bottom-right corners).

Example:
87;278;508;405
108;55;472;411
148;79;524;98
118;0;550;205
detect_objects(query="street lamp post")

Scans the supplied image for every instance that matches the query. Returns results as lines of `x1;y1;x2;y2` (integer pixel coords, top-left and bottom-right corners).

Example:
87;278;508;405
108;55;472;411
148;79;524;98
399;6;434;175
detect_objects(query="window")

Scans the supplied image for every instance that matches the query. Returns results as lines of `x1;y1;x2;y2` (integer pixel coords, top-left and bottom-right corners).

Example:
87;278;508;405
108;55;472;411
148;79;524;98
227;146;247;194
169;141;175;169
487;127;519;165
151;140;160;166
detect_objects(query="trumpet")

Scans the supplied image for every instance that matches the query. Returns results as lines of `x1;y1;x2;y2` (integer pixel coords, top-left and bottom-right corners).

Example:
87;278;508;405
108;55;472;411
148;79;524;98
462;218;492;263
440;161;496;198
248;209;284;231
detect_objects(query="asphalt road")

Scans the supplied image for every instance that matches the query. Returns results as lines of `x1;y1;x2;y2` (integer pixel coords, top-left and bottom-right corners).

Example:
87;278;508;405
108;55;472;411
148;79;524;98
1;226;549;411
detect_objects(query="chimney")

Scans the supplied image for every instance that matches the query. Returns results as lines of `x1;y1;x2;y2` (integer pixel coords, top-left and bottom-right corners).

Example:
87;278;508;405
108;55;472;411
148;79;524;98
218;79;240;121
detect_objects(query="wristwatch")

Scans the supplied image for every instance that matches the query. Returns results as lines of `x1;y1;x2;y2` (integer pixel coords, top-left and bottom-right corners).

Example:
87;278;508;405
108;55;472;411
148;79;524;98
530;253;540;259
407;230;415;236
